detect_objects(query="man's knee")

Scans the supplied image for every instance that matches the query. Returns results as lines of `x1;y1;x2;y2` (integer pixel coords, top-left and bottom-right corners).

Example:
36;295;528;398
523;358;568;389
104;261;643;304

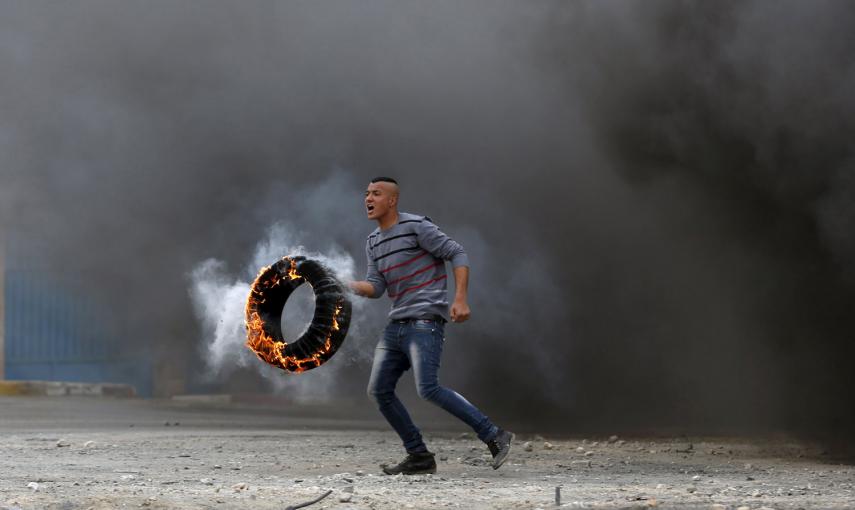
416;382;442;402
367;382;393;405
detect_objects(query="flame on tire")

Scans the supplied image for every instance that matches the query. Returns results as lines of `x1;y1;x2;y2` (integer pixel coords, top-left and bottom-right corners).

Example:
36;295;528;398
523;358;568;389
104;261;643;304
245;257;345;373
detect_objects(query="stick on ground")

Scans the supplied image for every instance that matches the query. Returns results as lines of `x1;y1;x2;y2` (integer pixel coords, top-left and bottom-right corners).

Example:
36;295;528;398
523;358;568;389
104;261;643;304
284;489;333;510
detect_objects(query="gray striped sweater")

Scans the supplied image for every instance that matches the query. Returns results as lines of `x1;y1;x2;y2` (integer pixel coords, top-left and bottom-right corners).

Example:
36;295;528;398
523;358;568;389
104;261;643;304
364;212;469;321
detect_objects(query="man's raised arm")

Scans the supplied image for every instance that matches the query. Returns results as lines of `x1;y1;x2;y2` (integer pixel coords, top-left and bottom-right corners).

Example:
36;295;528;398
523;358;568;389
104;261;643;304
349;242;386;299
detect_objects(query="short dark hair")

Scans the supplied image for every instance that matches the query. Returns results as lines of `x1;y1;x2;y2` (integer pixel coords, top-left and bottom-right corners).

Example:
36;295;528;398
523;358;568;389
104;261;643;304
370;176;398;185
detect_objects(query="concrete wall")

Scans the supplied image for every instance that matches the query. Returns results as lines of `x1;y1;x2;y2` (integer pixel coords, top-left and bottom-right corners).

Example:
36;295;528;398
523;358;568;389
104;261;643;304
1;235;5;380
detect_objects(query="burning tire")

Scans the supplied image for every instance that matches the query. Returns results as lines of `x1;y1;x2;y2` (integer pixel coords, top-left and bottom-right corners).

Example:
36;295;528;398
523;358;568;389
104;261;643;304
245;256;352;373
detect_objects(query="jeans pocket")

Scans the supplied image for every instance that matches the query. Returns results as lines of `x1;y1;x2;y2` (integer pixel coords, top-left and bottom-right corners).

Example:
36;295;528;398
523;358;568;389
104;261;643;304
411;319;437;332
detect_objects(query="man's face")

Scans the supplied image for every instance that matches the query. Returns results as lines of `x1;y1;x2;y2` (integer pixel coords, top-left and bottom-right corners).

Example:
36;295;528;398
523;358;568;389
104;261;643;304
365;181;398;220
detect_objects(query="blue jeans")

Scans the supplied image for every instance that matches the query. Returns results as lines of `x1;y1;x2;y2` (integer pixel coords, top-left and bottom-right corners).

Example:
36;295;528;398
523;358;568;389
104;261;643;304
367;319;498;453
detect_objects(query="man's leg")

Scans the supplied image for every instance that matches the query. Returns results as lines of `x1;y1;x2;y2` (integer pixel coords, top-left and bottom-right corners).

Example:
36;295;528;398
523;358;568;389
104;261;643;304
404;320;499;443
366;323;428;454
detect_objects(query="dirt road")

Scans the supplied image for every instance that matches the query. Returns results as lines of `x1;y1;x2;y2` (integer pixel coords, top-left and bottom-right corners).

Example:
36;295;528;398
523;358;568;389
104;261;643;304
0;396;851;509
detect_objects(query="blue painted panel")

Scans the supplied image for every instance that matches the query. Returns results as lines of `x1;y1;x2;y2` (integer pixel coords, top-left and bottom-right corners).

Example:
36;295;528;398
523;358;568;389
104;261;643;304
3;268;153;396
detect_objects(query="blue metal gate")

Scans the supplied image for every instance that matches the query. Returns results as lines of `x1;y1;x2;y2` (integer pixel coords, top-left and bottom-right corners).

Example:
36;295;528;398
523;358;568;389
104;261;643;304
3;269;152;396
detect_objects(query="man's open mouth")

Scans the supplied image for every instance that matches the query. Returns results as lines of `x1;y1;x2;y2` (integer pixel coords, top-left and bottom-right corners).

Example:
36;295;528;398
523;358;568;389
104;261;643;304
367;204;375;213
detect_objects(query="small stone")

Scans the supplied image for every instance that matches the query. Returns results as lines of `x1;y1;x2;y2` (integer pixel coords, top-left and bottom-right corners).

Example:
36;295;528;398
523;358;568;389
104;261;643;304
339;493;353;503
27;482;40;491
543;442;554;450
83;440;96;448
608;435;619;443
616;440;625;446
576;447;585;453
737;507;751;510
355;470;365;476
523;442;533;452
200;478;213;485
709;505;727;510
584;451;594;457
56;439;71;447
692;475;702;481
655;484;665;490
231;482;248;492
687;487;696;493
213;465;222;469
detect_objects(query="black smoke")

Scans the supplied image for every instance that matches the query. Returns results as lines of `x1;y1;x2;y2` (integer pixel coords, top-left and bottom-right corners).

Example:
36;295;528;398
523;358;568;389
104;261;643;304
1;1;854;442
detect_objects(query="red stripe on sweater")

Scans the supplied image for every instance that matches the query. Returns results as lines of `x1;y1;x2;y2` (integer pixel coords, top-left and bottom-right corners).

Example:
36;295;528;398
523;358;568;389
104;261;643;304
380;251;429;274
387;262;443;285
388;275;448;299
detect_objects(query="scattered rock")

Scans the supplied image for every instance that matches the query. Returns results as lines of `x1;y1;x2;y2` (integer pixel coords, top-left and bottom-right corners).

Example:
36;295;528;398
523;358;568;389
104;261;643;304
355;470;365;476
709;505;727;510
608;435;619;443
83;440;96;448
523;442;533;452
231;482;249;492
460;456;489;466
56;439;71;447
576;447;585;453
692;475;702;481
27;482;40;491
584;451;594;457
200;478;213;485
544;442;554;450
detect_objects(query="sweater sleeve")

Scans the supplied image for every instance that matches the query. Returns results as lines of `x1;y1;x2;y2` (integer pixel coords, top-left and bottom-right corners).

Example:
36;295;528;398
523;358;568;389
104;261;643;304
416;219;470;268
365;240;387;298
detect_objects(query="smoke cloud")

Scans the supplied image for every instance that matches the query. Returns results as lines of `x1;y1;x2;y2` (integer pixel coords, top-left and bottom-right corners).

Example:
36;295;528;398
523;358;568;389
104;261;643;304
1;1;854;441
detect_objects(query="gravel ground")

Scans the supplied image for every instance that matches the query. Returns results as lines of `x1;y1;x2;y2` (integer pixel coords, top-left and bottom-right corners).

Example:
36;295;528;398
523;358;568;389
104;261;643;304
0;397;852;510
